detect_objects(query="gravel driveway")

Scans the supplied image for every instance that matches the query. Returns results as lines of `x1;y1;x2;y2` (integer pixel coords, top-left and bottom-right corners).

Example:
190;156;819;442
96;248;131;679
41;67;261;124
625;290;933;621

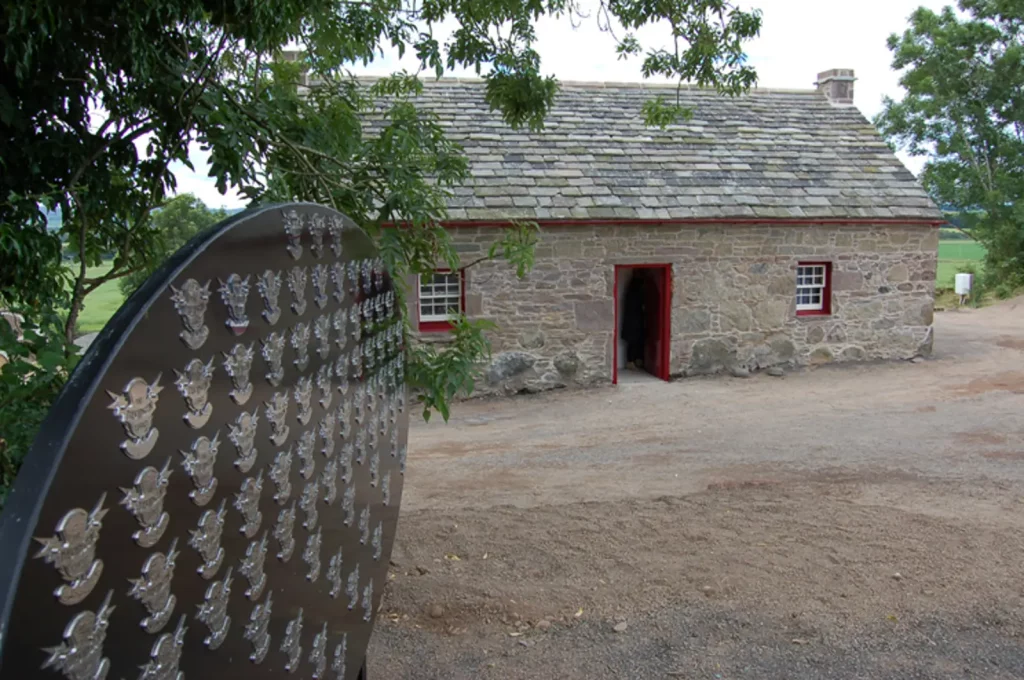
370;298;1024;679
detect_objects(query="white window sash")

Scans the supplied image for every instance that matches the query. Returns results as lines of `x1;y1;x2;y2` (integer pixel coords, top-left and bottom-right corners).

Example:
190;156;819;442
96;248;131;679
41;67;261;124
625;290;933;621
796;266;827;312
418;272;462;322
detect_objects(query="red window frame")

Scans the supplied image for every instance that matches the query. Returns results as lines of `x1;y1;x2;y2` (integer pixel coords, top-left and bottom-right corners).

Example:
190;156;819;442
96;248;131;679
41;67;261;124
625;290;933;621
416;269;466;332
795;261;832;317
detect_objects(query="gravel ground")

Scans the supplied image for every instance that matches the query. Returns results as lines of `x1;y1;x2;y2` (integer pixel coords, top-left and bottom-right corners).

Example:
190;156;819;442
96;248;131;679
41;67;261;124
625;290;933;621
369;298;1024;679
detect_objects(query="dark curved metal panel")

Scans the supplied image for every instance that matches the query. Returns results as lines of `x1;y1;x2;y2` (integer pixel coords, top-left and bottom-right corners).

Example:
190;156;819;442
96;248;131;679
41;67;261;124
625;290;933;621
0;203;408;680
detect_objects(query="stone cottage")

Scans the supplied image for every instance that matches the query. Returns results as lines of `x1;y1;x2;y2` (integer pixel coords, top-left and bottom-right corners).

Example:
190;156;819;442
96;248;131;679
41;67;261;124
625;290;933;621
401;70;943;394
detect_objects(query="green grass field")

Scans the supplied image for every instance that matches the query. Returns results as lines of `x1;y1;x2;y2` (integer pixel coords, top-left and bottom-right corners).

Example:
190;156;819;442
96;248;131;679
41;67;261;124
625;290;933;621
74;262;126;334
936;240;986;289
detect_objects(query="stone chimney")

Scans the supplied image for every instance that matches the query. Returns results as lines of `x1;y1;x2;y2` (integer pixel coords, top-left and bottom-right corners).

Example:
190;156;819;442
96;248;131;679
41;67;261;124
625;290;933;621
814;69;856;106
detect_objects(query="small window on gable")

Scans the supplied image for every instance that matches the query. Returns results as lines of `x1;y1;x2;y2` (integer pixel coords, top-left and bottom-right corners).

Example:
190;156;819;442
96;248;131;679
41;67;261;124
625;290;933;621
418;270;464;331
796;262;832;316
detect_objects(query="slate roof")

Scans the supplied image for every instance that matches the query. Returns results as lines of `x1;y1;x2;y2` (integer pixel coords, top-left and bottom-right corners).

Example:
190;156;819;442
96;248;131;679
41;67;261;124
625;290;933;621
400;79;942;223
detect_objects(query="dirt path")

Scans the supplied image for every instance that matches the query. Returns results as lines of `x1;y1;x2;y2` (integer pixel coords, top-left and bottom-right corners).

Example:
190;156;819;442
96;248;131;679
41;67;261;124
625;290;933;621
370;299;1024;678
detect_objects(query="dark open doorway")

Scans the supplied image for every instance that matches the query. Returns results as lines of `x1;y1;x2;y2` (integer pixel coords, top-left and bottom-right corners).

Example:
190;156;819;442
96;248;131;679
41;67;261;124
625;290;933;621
613;264;672;384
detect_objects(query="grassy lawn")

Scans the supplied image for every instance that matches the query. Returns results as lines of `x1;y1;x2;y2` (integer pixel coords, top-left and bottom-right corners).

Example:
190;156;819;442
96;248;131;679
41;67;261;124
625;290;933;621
936;240;986;289
74;262;127;334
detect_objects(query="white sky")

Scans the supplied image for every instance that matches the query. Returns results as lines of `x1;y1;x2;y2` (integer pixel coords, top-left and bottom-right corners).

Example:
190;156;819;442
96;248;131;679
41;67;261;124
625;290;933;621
179;0;949;209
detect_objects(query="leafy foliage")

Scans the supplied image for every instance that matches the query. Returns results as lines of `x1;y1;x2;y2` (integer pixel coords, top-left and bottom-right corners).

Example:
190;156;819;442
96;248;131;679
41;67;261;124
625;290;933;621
0;0;760;501
119;194;228;297
875;0;1024;288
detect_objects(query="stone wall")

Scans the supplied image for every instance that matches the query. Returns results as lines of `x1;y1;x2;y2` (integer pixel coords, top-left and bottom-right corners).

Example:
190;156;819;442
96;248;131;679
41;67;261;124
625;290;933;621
409;223;938;396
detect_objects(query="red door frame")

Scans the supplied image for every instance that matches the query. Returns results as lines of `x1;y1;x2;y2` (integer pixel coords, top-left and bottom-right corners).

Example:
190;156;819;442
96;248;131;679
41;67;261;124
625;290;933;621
613;264;672;384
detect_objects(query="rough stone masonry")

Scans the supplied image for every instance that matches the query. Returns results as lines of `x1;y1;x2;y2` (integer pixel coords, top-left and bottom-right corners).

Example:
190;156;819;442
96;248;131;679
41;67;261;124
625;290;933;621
415;222;937;396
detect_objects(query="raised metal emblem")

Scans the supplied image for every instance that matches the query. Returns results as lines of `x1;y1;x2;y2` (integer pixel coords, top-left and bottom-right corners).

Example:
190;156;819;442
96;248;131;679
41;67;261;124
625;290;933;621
188;499;227;579
349;305;362;342
33;494;107;606
273;502;297;562
180;431;219;507
257;269;283;326
374;257;386;291
284;208;304;260
196;567;232;650
218;273;251;335
296;429;316;480
288;266;308;316
128;538;179;634
294;376;313;427
291;321;310;372
314;314;331;360
319;413;336;459
223;341;255;405
239;532;269;601
41;590;114;680
339;442;354;485
107;375;162;460
303;527;322;582
312;263;329;310
309;212;326;258
243;590;273;664
372;522;383;561
321;458;339;505
342;479;356;526
334;352;350;398
351;341;363;380
331;307;347;346
345;564;359;610
169;278;211;350
137;615;186;680
347;261;360;296
369;449;379;488
261;331;286;386
265;390;291;447
299;478;319;531
310;622;328;679
281;608;304;672
328;215;345;257
354;427;366;464
358;505;370;545
362;579;374;622
228;407;259;473
330;261;346;304
382;470;392;506
269;447;294;505
173;357;214;429
234;469;264;539
361;260;373;296
316;362;333;410
326;547;344;598
120;459;172;548
332;635;348;680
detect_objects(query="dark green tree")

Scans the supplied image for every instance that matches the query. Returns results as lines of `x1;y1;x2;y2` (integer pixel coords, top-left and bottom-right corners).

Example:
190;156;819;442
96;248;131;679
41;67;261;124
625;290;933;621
875;0;1024;286
0;0;761;504
118;194;227;296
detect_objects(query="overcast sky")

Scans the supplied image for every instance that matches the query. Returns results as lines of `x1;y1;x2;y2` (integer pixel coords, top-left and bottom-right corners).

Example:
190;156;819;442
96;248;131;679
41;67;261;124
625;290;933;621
178;0;949;209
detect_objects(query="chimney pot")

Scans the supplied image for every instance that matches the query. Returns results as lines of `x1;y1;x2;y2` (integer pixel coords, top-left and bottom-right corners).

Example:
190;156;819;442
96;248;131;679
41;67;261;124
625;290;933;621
815;69;856;106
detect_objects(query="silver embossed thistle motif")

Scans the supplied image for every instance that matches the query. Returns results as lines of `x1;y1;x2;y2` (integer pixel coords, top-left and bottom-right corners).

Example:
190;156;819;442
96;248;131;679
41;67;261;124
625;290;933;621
362;579;374;622
120;458;172;548
321;458;338;505
274;502;297;562
314;314;331;360
330;261;346;303
329;214;345;257
197;568;233;650
244;590;273;664
310;622;328;679
317;362;333;409
265;390;291;447
34;494;108;606
180;431;220;506
332;635;349;679
234;469;264;539
311;263;329;309
189;498;227;579
229;408;259;473
327;546;344;598
174;357;214;429
128;538;179;634
288;266;307;316
281;608;304;672
300;478;319;531
303;527;322;582
218;273;251;335
296;429;316;480
261;331;285;386
345;563;360;610
169;278;211;350
349;305;362;342
291;321;310;371
223;341;255;405
361;259;373;296
42;590;114;680
295;375;313;426
239;532;269;601
138;615;186;680
269;447;294;505
107;374;162;460
309;212;326;258
284;208;303;260
257;269;282;325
